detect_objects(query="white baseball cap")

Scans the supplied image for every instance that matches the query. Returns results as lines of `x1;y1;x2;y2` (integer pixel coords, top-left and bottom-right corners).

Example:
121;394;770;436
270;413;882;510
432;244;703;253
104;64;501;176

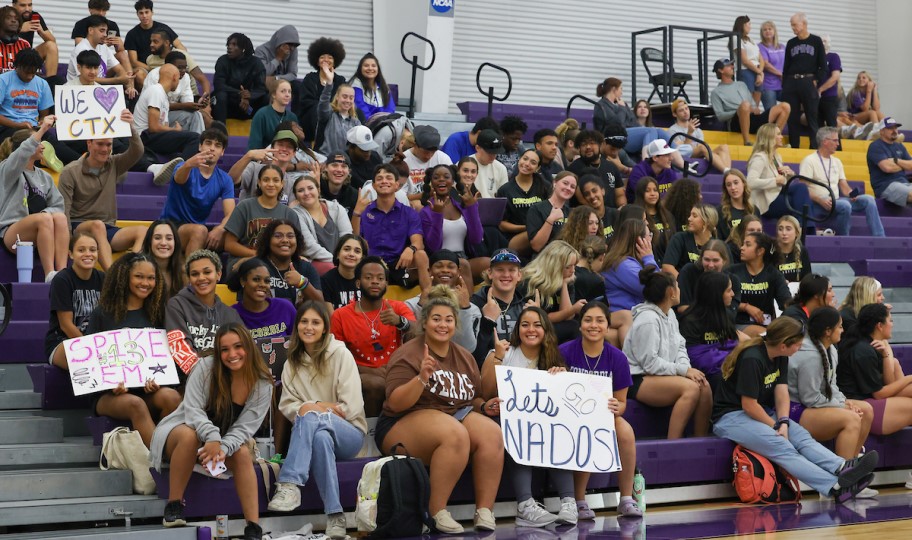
346;125;380;151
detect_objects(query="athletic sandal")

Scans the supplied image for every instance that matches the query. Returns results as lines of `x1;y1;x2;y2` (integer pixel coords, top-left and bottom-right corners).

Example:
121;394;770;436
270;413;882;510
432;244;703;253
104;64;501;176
576;501;595;520
617;499;643;518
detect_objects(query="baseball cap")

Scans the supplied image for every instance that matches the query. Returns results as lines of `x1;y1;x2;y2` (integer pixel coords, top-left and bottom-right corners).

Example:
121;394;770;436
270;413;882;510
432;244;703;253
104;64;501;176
880;117;903;130
602;123;628;149
713;58;734;72
346;125;380;151
490;248;521;266
413;125;441;150
326;153;351;166
272;130;298;146
646;139;675;158
476;129;505;154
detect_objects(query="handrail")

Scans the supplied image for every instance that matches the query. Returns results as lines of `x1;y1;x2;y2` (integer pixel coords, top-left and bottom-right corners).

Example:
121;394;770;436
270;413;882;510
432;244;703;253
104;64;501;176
400;32;436;119
784;174;837;243
476;62;513;118
566;94;598;129
667;132;713;178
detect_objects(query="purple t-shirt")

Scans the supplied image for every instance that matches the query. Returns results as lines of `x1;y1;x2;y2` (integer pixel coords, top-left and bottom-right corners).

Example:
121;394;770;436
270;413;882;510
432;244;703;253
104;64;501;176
559;338;633;391
232;297;297;340
821;52;842;98
627;160;679;203
759;43;785;91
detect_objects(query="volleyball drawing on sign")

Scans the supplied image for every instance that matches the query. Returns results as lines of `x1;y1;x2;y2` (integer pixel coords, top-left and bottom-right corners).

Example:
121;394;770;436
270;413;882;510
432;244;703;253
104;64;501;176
54;84;131;141
64;328;180;395
495;365;621;473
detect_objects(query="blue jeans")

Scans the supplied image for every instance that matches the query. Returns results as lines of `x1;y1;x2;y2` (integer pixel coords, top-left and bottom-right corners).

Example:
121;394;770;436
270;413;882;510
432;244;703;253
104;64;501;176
764;182;815;233
760;89;781;112
814;195;885;237
625;127;671;154
739;69;759;93
278;411;365;514
714;410;844;496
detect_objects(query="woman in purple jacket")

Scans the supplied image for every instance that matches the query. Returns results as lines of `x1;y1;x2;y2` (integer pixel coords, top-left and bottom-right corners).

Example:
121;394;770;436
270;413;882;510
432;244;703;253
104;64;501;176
601;219;654;346
419;164;486;280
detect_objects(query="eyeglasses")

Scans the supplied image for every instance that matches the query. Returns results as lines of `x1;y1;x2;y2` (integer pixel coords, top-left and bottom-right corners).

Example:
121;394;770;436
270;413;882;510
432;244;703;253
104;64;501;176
825;137;839;143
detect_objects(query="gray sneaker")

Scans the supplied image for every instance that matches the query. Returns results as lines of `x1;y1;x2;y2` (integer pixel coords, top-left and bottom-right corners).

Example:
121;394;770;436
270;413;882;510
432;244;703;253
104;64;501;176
516;498;558;528
556;497;578;524
267;482;300;512
153;157;184;186
325;512;347;540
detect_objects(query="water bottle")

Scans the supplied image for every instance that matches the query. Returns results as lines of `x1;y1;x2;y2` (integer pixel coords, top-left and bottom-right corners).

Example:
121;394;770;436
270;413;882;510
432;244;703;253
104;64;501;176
15;239;33;283
633;466;646;512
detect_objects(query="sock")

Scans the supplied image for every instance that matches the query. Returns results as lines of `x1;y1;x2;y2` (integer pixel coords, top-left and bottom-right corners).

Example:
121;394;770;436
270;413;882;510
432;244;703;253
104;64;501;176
620;495;634;504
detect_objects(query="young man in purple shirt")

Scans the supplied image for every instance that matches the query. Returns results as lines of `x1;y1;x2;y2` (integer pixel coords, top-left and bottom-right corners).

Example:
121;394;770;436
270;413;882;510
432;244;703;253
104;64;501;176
353;162;424;287
627;140;680;201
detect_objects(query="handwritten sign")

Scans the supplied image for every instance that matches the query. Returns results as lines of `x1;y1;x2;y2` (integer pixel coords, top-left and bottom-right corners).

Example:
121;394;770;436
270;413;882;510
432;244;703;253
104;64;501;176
65;328;179;395
495;365;620;473
54;84;130;141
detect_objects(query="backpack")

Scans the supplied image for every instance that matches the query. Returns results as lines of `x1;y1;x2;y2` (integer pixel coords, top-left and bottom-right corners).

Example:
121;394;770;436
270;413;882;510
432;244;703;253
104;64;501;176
355;444;433;538
732;444;802;504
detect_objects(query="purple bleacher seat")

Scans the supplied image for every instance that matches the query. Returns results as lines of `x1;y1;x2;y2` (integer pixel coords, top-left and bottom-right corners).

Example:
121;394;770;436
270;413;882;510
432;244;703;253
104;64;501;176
116;171;166;196
761;215;912;237
1;323;49;364
86;416;130;446
116;194;228;223
0;248;45;283
26;364;94;408
457;102;596;133
847;259;912;287
7;282;50;322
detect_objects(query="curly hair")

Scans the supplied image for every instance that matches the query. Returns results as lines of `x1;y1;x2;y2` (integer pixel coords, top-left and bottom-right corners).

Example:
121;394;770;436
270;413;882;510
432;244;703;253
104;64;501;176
501;115;528;135
558;205;598;254
420;163;457;206
663;178;702;232
307;37;346;70
418;285;461;333
226;33;254;57
255;219;305;261
98;252;166;327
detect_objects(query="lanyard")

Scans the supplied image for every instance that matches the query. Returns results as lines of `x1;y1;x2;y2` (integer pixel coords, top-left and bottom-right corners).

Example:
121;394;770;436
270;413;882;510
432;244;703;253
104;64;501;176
817;152;832;186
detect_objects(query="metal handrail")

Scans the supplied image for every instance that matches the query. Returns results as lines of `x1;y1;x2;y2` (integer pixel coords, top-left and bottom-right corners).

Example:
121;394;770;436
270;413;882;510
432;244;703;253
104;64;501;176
400;32;436;119
784;174;837;242
566;94;598;129
476;62;513;118
667;132;713;178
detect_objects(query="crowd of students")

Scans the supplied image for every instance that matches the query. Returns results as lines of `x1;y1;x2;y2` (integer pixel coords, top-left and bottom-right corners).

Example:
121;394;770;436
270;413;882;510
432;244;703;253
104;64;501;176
2;2;911;539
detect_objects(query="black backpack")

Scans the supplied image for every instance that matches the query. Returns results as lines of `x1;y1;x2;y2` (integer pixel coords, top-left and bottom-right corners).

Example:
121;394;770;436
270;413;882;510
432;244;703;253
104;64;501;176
358;444;434;538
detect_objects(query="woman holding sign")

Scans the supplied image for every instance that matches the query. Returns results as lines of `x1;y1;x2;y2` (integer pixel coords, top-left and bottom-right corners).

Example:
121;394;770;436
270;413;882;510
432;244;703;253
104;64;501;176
0;115;70;282
481;306;578;527
152;323;273;539
558;301;642;518
86;252;181;447
375;286;504;534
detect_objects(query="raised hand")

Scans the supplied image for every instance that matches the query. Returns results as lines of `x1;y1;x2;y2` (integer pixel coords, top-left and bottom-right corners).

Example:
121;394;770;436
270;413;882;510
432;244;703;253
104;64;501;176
379;301;401;327
482;286;501;321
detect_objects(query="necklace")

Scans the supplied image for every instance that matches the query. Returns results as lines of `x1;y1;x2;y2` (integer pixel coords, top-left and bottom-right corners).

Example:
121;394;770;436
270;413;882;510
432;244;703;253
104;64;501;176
358;300;382;340
583;344;605;372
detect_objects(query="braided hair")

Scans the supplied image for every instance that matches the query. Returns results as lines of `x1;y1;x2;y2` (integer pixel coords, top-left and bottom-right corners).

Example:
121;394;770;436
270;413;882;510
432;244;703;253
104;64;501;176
807;306;841;401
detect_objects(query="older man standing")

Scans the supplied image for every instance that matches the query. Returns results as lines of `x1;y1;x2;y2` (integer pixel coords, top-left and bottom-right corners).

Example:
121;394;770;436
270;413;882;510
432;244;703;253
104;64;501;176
782;13;826;149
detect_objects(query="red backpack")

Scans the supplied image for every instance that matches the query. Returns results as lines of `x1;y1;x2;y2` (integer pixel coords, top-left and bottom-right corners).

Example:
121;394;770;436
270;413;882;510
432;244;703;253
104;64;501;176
732;445;802;504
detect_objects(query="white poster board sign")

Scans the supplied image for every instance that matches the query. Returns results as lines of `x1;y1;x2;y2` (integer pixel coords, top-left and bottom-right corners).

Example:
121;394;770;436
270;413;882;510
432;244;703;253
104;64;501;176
54;84;130;141
65;328;180;395
495;365;621;473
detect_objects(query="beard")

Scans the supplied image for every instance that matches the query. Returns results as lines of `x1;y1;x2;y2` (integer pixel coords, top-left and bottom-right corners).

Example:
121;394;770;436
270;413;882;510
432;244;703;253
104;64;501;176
360;286;387;302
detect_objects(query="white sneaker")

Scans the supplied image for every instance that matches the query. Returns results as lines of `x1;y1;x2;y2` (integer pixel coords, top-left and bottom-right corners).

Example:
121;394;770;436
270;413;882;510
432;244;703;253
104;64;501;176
151;157;184;186
556;497;578;525
516;498;558;528
856;487;879;498
433;509;464;534
905;471;912;490
325;512;347;540
267;482;301;512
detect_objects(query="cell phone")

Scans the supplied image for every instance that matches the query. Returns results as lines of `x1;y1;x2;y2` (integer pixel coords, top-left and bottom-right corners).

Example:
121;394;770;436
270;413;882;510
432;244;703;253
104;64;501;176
206;459;227;476
849;188;860;198
30;13;40;22
107;30;116;38
453;405;473;421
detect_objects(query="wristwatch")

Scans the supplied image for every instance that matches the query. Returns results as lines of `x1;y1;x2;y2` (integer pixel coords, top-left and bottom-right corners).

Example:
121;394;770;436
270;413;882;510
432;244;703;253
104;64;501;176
408;245;417;253
396;316;410;331
773;417;791;430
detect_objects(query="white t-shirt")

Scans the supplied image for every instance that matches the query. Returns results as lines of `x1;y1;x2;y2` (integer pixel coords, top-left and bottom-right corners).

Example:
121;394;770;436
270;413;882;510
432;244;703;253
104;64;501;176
741;40;761;68
471;154;508;198
146;67;194;103
799;152;846;199
132;83;171;133
359;180;410;205
403;149;452;195
66;39;120;81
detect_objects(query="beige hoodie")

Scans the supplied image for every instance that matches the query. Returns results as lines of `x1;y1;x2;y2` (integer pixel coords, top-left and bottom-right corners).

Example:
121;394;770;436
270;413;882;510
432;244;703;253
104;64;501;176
279;336;367;434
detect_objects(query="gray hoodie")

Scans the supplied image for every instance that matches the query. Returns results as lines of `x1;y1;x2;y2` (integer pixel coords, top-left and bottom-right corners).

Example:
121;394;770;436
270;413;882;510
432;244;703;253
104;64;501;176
623;302;691;376
254;25;300;81
318;80;361;155
165;287;243;373
0;137;65;235
787;336;846;408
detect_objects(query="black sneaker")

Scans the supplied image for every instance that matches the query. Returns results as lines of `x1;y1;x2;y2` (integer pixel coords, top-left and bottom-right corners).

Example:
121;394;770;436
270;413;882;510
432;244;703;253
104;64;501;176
833;472;875;504
162;500;186;527
244;521;263;540
837;451;878;489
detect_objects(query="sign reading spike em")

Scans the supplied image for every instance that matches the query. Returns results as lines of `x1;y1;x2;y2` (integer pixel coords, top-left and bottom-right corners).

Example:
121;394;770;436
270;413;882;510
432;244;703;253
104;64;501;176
53;84;130;141
495;365;621;473
64;328;180;395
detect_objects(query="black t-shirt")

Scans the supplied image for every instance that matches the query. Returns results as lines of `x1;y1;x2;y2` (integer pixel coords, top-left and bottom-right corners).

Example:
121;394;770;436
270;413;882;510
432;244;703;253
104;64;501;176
320;268;360;310
601;208;619;242
716;205;755;243
780;304;809;325
265;258;322;305
86;307;155;334
728;263;791;325
496;177;550;226
677;265;741;319
320;179;358;215
573;266;605;302
347;151;383;191
568;159;624;209
662;232;702;271
124;21;178;62
777;248;811;283
526;200;569;252
44;268;105;357
836;339;883;400
72;16;120;39
19;12;47;46
839;307;858;338
679;311;733;347
712;345;787;421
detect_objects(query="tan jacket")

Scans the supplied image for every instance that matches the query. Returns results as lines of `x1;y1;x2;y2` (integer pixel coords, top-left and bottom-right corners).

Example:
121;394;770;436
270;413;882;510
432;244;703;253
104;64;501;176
746;151;784;214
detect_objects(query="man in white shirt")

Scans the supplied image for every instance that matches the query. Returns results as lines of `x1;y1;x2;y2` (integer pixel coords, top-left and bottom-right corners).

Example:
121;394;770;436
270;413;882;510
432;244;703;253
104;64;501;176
65;15;136;98
145;51;208;134
402;124;452;204
470;129;508;198
799;126;884;236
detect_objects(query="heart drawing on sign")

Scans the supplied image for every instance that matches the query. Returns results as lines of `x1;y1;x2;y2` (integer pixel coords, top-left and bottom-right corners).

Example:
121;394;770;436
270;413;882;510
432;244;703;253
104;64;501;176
93;87;119;113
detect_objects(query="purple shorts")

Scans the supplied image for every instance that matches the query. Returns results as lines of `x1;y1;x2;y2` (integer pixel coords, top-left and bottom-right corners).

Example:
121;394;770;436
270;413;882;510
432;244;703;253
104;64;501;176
864;398;888;435
788;401;806;423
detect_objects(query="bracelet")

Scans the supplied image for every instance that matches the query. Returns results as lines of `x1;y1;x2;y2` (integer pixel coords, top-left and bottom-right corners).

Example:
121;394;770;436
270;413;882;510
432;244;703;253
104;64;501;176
297;276;309;290
352;211;362;217
546;221;554;225
493;356;504;362
417;376;430;388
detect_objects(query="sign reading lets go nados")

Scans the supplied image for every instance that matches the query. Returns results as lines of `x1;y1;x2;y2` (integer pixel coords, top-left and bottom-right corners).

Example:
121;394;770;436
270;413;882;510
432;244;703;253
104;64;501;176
54;84;131;141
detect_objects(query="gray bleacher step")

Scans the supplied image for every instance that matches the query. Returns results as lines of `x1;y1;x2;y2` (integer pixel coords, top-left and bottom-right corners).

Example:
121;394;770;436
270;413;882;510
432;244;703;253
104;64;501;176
0;524;197;540
0;389;41;409
0;494;166;528
0;467;132;502
0;364;32;391
0;415;63;444
0;437;98;468
0;408;92;437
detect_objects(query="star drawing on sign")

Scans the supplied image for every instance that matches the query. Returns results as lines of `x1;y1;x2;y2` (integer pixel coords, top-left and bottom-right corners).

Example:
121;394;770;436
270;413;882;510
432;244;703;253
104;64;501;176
149;364;168;375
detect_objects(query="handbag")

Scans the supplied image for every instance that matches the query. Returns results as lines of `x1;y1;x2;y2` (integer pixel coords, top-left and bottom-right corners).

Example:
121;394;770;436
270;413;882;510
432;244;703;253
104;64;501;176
22;173;47;214
99;426;157;495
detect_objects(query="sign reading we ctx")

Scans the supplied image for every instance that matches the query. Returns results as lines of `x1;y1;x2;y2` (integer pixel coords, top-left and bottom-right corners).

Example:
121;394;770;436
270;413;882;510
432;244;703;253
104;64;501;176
54;84;130;141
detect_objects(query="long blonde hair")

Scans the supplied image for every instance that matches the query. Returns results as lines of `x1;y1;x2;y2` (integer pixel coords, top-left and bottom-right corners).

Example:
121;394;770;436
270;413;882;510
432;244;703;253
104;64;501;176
721;169;755;221
750;123;781;169
692;203;720;238
775;215;803;262
760;20;780;49
523;240;579;309
721;316;804;379
839;276;883;316
851;71;875;99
